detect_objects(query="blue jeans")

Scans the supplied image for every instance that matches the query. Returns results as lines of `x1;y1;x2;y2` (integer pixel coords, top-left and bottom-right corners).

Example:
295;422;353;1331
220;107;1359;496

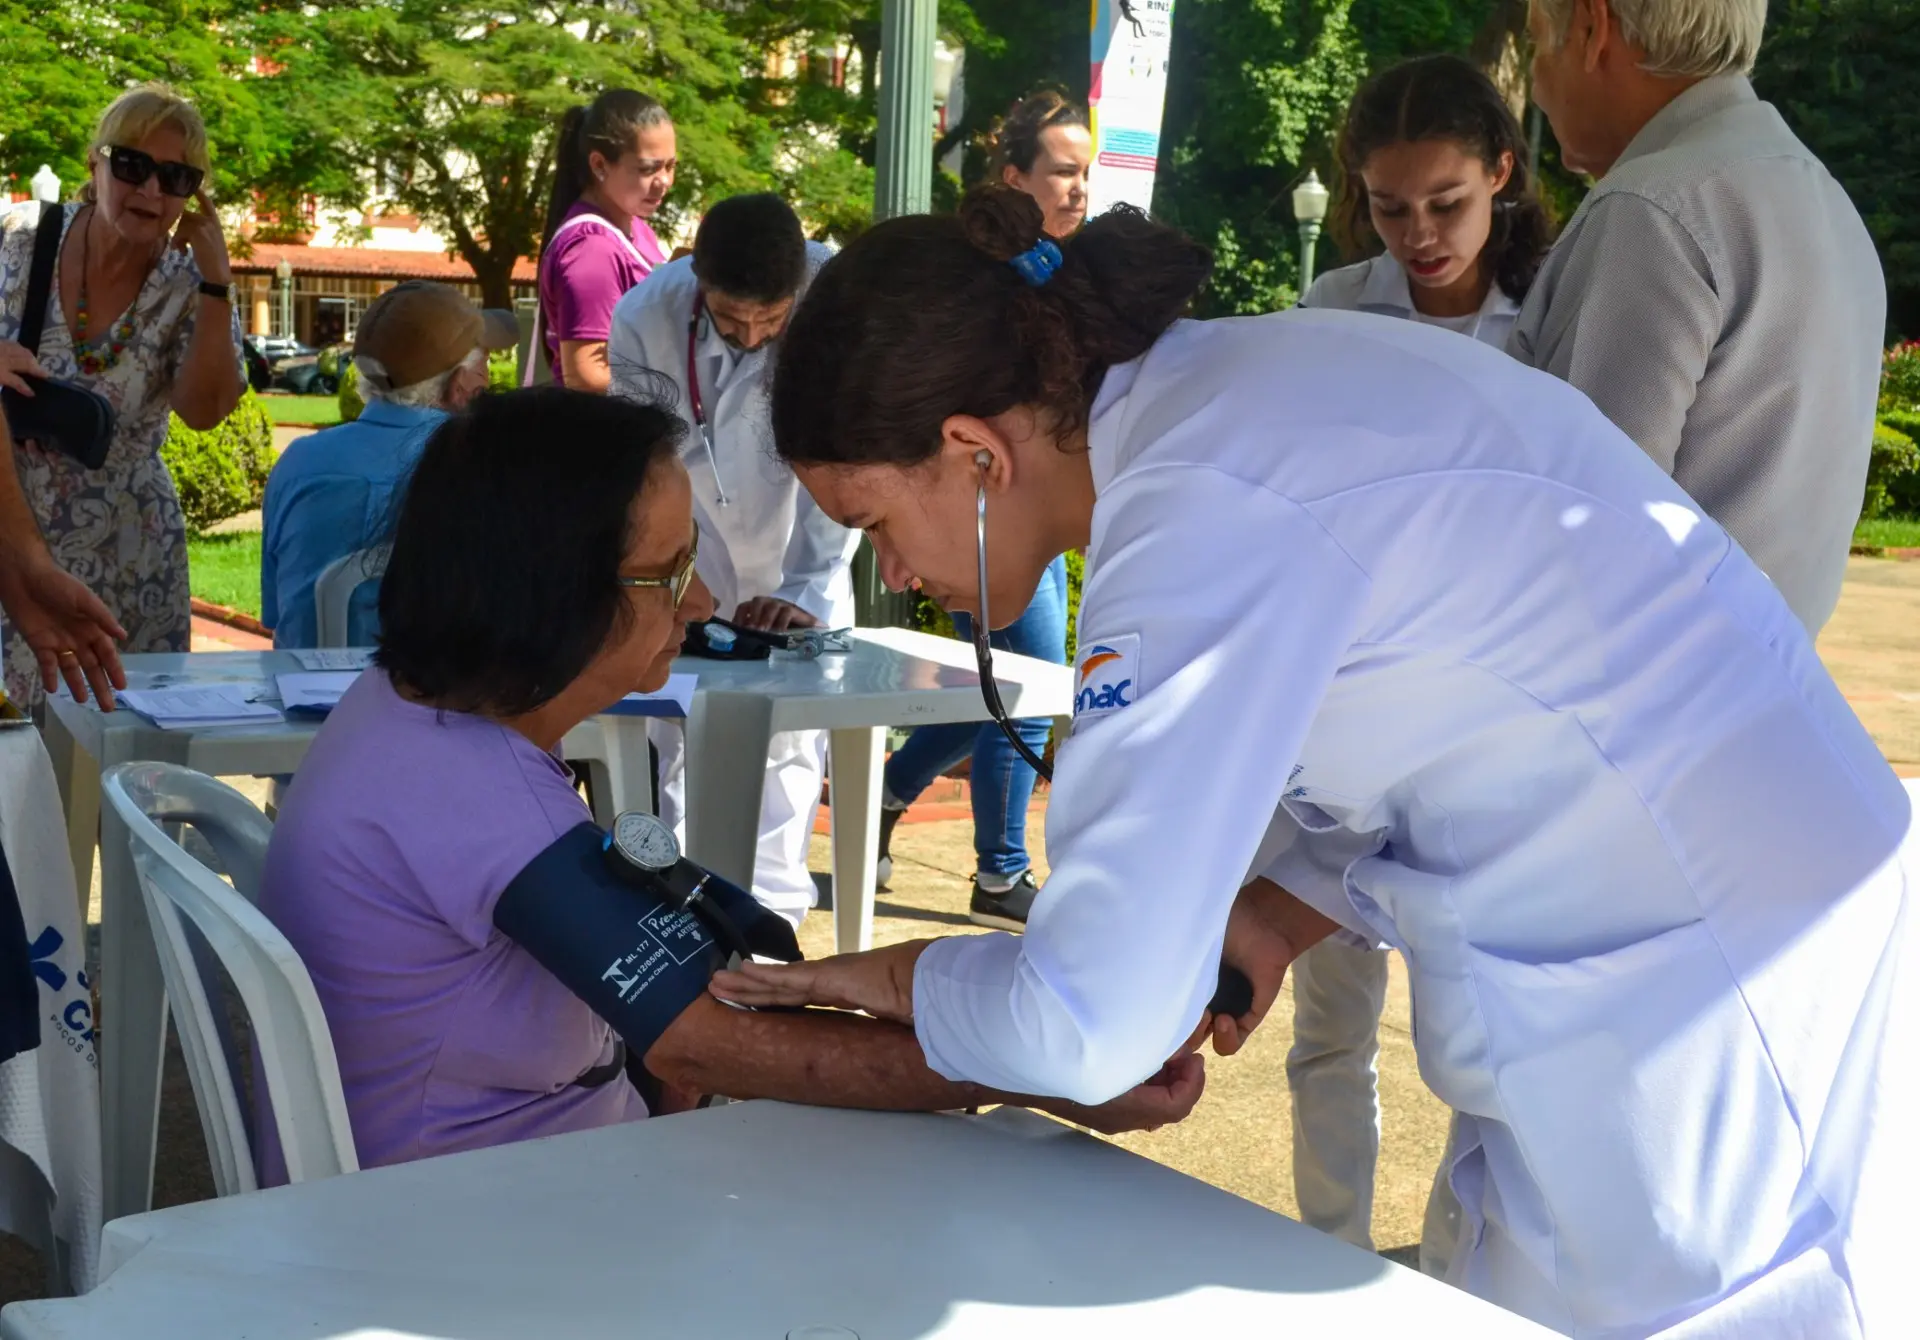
884;556;1069;877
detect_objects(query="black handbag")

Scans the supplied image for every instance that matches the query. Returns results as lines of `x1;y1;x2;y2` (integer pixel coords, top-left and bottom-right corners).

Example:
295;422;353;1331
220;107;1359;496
1;204;116;470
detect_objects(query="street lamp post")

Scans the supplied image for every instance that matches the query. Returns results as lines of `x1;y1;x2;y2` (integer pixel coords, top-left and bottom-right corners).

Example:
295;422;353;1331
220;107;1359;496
1291;169;1330;295
275;259;293;342
873;0;937;221
858;0;938;629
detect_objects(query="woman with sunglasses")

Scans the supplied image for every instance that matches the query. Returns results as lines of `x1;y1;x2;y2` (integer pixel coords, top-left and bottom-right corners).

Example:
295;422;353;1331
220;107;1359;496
711;185;1916;1336
0;84;242;709
256;386;1202;1178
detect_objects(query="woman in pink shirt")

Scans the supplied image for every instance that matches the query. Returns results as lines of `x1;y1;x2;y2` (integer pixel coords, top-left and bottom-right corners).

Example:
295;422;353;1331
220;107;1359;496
534;89;674;391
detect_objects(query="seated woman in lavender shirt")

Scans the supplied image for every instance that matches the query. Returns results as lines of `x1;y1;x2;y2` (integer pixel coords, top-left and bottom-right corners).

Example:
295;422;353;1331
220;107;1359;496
257;387;1204;1177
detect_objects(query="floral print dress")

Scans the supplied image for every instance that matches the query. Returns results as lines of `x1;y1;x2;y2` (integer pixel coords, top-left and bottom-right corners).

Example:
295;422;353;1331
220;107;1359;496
0;203;242;708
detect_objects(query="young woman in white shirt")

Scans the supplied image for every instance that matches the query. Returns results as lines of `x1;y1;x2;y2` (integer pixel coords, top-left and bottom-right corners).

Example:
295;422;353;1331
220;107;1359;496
1300;54;1553;351
1291;53;1558;1271
713;184;1912;1337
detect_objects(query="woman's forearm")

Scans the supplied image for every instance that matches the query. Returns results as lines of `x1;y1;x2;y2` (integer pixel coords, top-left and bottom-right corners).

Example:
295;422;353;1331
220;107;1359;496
646;997;1201;1134
647;997;998;1112
0;426;45;563
170;296;243;430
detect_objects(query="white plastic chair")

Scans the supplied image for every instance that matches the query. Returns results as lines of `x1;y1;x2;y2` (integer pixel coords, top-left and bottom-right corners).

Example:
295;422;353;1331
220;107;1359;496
313;545;389;649
102;762;358;1195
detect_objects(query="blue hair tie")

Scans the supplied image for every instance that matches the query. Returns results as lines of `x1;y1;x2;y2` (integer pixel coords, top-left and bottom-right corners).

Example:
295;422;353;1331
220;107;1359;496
1008;237;1063;287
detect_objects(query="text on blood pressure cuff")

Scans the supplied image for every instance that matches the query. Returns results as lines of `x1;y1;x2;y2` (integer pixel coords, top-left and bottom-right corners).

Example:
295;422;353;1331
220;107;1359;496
493;822;724;1062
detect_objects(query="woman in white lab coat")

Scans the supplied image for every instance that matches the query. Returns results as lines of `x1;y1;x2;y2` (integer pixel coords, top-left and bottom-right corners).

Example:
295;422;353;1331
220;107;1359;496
714;186;1914;1338
1287;54;1558;1272
605;195;856;925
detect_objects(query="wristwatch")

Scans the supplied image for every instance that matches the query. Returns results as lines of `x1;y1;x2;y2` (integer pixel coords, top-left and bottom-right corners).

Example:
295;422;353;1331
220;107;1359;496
197;280;231;302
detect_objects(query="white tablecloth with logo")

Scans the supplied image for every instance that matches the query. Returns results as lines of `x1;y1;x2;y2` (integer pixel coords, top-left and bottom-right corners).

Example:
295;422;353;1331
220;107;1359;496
0;725;100;1291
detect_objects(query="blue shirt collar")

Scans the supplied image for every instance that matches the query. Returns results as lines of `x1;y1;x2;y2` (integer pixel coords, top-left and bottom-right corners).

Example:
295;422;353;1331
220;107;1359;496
355;400;449;431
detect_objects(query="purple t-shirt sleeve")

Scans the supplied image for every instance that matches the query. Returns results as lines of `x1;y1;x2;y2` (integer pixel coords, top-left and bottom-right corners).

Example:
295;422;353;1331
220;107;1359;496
414;731;593;950
547;229;655;345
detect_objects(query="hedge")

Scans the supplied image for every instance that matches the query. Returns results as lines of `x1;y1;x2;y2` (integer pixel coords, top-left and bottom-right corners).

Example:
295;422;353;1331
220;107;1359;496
336;351;516;424
161;387;275;535
1874;411;1920;518
337;359;364;423
1882;342;1920;416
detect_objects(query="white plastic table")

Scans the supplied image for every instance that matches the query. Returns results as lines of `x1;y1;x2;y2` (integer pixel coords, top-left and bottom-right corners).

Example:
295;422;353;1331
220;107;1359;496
675;626;1071;955
0;1102;1554;1338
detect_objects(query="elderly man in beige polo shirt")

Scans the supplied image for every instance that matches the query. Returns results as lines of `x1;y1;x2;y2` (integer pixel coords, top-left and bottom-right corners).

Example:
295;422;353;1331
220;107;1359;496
1511;0;1885;634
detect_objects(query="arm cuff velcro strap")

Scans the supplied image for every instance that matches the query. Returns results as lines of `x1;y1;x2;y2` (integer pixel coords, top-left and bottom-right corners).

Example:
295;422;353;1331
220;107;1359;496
493;822;723;1063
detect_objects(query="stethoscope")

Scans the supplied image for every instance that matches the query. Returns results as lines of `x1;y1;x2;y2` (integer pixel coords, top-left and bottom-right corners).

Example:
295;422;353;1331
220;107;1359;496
685;293;733;508
966;454;1255;1017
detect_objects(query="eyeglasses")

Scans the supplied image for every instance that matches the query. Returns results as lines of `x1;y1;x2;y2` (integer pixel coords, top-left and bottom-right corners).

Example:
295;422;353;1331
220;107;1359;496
101;145;205;199
617;531;699;609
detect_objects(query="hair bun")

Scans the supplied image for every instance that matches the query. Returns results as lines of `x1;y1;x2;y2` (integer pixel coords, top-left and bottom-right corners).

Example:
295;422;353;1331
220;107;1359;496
959;185;1049;264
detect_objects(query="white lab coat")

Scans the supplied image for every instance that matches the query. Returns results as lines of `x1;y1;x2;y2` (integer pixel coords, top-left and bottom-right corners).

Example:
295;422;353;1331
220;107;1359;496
908;310;1915;1337
1290;250;1520;1264
606;247;858;923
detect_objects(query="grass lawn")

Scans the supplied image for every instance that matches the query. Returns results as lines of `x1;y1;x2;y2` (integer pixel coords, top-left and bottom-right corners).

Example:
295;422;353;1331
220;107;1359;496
257;393;340;427
1855;513;1920;549
187;531;262;620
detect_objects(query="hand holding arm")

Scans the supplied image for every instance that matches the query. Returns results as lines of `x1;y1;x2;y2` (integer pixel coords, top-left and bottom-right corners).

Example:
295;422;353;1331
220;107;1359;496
711;938;928;1024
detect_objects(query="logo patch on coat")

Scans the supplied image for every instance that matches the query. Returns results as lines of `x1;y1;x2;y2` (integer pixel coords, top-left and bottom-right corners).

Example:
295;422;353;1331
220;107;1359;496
1073;633;1140;719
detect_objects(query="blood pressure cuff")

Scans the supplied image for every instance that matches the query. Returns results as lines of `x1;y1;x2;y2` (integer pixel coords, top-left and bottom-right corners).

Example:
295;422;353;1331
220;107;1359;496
492;822;728;1065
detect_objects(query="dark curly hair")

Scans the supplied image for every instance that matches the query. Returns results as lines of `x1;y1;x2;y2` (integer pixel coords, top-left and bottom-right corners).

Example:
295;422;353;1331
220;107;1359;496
770;185;1212;468
1332;55;1553;303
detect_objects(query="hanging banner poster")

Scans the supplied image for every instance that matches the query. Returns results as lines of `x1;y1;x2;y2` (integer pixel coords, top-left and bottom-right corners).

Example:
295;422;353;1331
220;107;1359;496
1088;0;1176;218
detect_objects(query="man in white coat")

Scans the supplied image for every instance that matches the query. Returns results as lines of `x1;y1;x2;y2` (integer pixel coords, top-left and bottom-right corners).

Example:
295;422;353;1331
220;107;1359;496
607;194;855;925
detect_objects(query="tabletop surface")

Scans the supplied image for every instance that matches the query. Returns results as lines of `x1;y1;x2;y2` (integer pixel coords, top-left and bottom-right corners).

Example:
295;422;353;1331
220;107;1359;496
47;628;1071;746
0;1102;1551;1339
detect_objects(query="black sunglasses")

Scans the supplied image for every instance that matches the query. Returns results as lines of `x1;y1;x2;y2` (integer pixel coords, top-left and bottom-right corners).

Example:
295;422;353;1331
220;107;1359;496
101;145;205;199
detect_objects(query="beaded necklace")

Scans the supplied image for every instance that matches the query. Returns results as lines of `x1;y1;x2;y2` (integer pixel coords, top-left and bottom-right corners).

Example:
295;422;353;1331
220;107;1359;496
72;207;152;377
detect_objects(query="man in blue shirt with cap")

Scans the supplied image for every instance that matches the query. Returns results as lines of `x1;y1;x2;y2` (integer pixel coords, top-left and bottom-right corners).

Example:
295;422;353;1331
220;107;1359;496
261;281;517;648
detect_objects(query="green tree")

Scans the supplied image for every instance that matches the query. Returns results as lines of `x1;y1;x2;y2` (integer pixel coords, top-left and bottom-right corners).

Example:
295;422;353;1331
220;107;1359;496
1157;0;1368;316
933;0;1086;186
247;1;772;306
1755;0;1920;339
0;2;275;202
